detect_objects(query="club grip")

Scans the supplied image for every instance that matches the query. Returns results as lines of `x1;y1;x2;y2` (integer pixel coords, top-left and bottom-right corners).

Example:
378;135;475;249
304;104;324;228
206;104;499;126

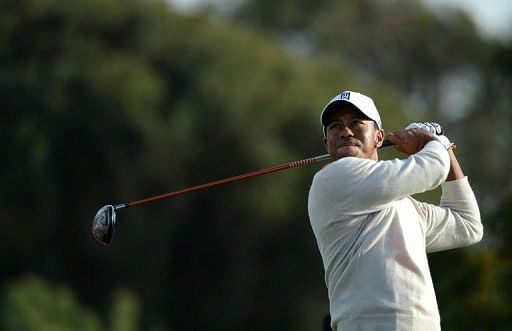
381;139;393;148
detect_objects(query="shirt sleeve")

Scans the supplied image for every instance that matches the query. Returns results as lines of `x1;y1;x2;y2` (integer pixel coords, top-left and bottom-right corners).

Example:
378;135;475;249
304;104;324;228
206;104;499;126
312;140;450;217
415;177;483;252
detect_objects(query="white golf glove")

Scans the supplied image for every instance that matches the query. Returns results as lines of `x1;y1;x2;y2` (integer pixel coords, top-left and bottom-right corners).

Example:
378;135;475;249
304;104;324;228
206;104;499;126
405;122;454;149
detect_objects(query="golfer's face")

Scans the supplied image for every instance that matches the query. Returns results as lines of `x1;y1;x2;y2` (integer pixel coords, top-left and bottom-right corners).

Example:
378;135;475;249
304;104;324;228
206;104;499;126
324;107;381;161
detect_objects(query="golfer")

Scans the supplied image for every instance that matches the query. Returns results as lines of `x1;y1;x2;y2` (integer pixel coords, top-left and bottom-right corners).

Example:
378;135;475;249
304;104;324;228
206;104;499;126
308;91;483;330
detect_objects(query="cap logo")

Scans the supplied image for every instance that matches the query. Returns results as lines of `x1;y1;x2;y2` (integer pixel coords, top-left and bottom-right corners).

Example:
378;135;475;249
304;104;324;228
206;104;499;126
340;91;350;100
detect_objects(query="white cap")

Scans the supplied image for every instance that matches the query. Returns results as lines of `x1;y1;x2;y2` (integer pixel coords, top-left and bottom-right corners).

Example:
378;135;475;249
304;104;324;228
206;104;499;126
320;91;382;134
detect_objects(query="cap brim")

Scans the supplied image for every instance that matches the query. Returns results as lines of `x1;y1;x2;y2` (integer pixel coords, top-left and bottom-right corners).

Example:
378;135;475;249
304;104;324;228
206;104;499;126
321;100;369;127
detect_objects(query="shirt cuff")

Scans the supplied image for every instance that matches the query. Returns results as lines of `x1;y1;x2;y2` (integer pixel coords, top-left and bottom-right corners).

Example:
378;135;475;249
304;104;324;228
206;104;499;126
424;139;446;152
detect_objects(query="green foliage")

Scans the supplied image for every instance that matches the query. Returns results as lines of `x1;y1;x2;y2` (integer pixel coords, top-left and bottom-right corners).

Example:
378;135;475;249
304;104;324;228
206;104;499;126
1;276;102;331
1;276;141;331
109;290;141;331
235;0;332;32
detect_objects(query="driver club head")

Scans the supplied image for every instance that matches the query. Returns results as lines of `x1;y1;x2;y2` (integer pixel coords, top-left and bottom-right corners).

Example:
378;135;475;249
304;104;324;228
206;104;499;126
92;205;116;245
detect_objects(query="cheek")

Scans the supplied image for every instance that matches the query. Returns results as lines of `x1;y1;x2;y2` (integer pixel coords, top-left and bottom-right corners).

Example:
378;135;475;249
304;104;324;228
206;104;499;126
328;137;337;149
326;133;336;144
360;130;377;147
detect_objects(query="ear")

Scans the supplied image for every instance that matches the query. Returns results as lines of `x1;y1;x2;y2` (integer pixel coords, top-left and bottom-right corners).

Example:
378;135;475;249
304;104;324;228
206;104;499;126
374;129;385;148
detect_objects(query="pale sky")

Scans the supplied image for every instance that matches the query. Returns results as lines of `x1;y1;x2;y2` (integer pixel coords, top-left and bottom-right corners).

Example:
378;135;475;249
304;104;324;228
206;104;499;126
167;0;512;42
422;0;512;41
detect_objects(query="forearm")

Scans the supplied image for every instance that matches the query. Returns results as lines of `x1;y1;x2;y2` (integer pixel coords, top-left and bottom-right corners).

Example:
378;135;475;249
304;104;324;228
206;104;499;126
317;141;450;215
446;148;464;181
425;176;483;252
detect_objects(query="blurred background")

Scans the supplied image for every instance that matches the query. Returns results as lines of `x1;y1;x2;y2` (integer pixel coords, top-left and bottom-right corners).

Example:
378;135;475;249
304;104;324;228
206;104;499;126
1;0;511;330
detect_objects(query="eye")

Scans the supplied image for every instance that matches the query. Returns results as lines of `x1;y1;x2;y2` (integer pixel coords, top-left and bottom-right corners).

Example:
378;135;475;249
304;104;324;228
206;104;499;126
350;119;366;127
328;123;341;130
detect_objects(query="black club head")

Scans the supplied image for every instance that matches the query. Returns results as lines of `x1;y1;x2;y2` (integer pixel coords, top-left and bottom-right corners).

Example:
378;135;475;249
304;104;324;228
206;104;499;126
92;205;116;245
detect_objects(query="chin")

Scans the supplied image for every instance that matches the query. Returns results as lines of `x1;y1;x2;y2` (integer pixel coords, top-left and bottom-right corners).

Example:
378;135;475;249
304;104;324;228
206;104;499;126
336;146;360;158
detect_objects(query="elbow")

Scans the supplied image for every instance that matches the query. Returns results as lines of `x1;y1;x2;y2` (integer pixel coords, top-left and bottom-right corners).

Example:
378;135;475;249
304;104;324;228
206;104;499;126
471;211;484;243
450;206;483;247
472;223;484;244
465;221;484;246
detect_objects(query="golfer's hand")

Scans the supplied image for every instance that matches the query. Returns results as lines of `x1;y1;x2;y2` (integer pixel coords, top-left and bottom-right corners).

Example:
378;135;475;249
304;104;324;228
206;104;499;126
386;128;439;155
406;122;453;149
405;122;443;135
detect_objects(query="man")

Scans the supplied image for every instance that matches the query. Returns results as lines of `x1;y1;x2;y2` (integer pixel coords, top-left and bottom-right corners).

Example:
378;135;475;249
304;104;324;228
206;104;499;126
308;91;483;330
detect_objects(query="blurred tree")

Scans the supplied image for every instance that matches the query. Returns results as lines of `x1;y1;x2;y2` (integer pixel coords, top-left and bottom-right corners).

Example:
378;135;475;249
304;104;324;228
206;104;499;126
234;0;485;97
1;275;141;331
1;275;103;330
235;0;330;34
109;289;141;331
0;0;406;329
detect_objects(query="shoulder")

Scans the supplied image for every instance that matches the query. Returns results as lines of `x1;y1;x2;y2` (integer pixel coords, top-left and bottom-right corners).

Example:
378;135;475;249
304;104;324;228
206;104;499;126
310;157;378;199
315;157;376;179
311;157;379;193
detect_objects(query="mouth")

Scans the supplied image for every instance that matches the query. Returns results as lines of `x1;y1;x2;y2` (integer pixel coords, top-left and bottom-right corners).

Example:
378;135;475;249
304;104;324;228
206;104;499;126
336;140;360;148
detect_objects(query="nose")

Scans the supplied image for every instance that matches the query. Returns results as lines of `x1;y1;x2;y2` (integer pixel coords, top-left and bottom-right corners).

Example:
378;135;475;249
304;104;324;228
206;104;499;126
338;125;354;138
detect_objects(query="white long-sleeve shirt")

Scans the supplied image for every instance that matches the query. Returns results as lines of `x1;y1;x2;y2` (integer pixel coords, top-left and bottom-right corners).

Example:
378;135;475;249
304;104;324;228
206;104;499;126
308;141;483;331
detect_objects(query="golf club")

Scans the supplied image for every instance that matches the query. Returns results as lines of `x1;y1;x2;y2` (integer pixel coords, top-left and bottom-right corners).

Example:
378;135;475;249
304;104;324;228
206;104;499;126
92;140;393;245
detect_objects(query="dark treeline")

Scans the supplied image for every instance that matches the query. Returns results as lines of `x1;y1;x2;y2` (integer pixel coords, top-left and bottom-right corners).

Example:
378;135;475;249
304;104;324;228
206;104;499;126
1;0;511;330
